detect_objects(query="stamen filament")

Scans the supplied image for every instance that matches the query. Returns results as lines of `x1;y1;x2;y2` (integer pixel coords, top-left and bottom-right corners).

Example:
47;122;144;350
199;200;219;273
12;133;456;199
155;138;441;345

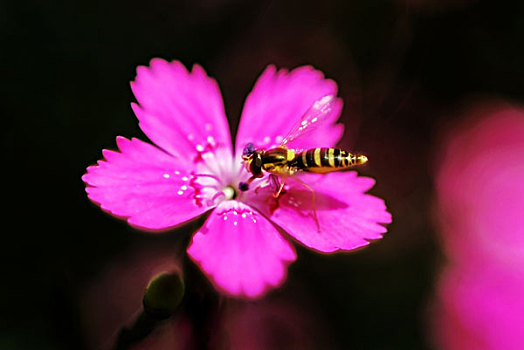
192;173;221;182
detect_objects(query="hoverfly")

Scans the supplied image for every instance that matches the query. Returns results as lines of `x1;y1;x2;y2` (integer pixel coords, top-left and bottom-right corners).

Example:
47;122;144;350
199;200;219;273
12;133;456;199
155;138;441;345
239;95;368;231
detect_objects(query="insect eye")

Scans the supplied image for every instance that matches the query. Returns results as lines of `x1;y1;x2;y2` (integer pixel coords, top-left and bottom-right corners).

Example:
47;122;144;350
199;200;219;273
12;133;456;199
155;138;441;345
242;143;256;157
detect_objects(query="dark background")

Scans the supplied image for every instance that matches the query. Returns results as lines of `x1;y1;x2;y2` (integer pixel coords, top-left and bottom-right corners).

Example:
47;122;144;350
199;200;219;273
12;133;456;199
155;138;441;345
3;0;524;349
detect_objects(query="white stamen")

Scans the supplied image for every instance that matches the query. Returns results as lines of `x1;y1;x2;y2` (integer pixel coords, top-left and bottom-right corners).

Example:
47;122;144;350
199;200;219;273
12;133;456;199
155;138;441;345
222;186;235;200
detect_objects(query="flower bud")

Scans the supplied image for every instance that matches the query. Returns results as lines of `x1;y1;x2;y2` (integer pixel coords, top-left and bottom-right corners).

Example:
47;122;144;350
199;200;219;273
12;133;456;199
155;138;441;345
143;271;184;319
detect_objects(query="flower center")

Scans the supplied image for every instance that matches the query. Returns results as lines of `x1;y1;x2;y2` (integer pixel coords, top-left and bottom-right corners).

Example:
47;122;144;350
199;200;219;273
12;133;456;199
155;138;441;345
201;182;240;206
222;185;238;200
188;143;246;207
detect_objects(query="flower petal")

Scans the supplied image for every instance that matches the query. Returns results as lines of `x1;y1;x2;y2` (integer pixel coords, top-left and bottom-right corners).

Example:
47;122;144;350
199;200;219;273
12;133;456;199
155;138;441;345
434;265;524;350
187;201;296;298
131;59;233;165
235;65;343;155
83;137;212;231
245;172;391;253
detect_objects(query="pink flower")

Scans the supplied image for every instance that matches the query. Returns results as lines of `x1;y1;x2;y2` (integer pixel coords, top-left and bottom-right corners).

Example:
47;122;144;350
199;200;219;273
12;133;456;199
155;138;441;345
435;102;524;271
431;101;524;349
83;59;392;298
433;265;524;350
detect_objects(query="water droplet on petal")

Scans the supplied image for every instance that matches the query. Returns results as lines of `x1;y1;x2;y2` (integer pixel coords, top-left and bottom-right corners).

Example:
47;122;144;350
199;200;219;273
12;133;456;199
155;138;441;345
177;190;184;195
163;174;170;179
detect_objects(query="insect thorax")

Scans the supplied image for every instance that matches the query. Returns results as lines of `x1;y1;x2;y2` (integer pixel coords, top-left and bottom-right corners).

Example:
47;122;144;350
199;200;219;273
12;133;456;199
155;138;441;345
261;147;295;173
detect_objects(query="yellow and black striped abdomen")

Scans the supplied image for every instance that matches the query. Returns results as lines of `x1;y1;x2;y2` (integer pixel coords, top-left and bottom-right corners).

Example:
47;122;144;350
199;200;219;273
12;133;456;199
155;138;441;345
294;148;367;173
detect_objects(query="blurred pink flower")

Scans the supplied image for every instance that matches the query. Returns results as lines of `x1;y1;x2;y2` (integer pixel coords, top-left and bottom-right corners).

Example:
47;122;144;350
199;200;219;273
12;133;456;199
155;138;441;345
213;297;334;350
83;59;391;298
432;101;524;349
435;102;524;270
433;265;524;350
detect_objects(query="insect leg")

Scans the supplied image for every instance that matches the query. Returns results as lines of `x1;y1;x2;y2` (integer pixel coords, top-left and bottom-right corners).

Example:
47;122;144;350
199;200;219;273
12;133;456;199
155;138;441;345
273;177;286;198
250;174;281;195
253;178;269;194
239;174;262;192
290;177;320;232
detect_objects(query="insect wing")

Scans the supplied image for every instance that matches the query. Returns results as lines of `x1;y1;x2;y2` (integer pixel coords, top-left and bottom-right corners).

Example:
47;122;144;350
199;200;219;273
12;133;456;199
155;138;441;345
281;95;339;147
